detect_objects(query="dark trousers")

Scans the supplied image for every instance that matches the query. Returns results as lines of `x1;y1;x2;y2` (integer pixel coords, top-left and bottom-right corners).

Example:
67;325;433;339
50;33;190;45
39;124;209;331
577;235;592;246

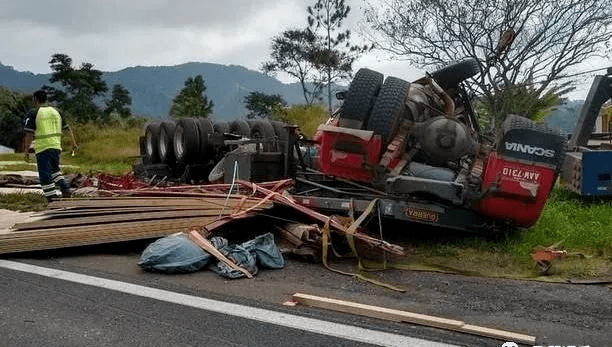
36;148;69;200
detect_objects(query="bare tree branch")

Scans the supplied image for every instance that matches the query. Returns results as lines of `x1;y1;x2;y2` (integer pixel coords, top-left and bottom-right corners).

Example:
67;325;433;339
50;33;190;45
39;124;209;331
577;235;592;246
363;0;612;99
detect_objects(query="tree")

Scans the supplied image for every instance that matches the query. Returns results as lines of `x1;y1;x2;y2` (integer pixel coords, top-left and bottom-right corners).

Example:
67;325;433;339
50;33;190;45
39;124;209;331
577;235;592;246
262;29;324;104
307;0;371;111
104;84;132;119
44;53;108;122
169;75;214;118
476;84;561;130
244;92;287;119
0;88;30;151
364;0;612;122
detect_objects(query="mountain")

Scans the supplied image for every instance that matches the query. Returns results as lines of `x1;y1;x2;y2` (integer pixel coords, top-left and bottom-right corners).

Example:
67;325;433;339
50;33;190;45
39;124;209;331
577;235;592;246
544;99;584;135
0;63;49;91
0;61;321;120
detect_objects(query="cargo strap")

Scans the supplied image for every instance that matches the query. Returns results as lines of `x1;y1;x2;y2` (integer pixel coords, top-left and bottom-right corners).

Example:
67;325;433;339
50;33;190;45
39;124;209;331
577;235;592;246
320;199;406;292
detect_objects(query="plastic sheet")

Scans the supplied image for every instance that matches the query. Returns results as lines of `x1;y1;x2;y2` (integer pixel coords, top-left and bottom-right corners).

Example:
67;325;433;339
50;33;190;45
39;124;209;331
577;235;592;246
138;232;284;278
138;233;211;273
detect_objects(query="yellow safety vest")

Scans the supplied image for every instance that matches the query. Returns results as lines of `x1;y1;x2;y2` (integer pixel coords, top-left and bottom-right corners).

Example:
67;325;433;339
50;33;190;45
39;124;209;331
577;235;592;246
35;106;62;154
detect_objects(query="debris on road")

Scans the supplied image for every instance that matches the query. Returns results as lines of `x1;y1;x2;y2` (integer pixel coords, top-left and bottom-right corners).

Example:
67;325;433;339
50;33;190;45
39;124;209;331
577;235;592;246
532;244;568;274
291;292;537;345
0;175;406;267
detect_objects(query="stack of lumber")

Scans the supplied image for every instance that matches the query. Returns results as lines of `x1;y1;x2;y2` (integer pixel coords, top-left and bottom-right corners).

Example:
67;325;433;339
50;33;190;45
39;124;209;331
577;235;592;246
0;195;271;255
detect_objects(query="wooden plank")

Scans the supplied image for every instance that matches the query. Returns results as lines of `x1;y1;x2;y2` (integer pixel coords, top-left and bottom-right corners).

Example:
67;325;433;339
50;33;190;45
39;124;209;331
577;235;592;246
12;209;235;230
292;293;536;345
39;206;219;218
188;230;253;279
14;199;267;231
48;196;261;209
0;216;216;254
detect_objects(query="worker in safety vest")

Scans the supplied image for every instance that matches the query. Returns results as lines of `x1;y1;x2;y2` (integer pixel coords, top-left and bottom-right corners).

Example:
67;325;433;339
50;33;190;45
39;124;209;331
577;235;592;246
23;90;77;201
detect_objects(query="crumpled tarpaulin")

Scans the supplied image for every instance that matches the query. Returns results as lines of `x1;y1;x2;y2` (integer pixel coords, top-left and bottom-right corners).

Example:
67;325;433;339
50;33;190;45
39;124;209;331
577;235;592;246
138;232;284;278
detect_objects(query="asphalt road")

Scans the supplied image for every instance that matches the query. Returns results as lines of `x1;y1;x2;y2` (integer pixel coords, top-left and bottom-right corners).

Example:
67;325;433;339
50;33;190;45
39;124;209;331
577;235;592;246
0;239;609;347
1;259;464;347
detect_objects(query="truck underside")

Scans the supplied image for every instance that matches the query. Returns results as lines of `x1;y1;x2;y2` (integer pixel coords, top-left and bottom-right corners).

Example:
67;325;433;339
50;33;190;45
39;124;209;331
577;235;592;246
136;59;571;234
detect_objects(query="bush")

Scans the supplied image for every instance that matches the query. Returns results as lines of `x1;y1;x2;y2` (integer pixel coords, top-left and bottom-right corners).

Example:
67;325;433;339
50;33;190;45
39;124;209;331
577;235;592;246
279;104;329;138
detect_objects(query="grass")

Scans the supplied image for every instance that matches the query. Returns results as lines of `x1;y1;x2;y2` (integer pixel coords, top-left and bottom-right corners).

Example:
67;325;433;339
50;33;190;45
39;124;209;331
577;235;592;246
2;116;611;282
1;120;143;175
61;121;142;175
0;192;47;212
357;186;612;282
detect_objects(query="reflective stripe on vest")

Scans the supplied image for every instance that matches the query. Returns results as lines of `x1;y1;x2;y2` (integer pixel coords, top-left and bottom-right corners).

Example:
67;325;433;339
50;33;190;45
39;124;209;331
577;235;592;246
35;106;62;153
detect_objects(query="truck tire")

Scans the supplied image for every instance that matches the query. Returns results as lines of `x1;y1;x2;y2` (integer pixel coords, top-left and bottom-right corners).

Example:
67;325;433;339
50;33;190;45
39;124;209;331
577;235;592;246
229;119;251;137
271;120;290;152
340;68;384;129
249;119;276;152
429;58;479;90
367;76;411;145
158;120;176;166
197;118;214;162
144;122;161;164
174;117;200;163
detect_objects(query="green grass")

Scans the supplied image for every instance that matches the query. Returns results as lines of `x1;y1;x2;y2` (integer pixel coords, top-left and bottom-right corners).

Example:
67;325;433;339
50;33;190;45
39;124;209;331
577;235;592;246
357;186;612;281
1;120;143;175
0;192;47;212
61;121;142;175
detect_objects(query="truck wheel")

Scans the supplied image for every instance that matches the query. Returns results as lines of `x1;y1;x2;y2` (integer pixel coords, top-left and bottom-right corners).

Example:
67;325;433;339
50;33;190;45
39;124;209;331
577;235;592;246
271;120;290;152
144;122;161;164
229;119;251;137
213;121;229;134
174;117;200;163
250;119;276;152
367;76;411;145
197;118;214;162
340;68;384;129
158;120;176;166
429;58;479;90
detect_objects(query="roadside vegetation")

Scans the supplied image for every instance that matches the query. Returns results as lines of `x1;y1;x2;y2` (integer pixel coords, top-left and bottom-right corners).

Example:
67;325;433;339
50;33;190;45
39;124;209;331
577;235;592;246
365;187;612;282
2;120;611;281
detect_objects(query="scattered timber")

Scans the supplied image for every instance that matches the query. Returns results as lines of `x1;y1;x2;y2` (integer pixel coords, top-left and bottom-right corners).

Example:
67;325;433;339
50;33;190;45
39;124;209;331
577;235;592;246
292;293;536;345
0;195;271;255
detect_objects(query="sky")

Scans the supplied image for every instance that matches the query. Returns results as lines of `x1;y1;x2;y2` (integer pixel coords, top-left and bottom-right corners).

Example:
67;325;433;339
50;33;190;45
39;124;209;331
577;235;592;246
0;0;421;82
0;0;608;99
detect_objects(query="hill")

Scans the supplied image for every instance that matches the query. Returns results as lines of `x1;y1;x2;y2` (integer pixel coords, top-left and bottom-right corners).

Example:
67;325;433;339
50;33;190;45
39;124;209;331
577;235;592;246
544;99;584;135
0;61;327;120
0;61;587;127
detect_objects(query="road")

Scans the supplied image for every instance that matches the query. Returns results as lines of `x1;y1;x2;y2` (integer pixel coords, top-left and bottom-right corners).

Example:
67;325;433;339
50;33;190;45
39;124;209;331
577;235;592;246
0;239;609;347
1;258;466;347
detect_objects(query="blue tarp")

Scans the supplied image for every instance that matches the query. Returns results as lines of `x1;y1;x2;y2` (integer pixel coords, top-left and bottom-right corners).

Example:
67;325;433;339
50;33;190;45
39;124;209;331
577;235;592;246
138;232;285;278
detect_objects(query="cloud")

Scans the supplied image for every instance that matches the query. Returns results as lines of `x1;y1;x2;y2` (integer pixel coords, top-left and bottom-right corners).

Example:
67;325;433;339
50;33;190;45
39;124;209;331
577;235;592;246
0;0;308;73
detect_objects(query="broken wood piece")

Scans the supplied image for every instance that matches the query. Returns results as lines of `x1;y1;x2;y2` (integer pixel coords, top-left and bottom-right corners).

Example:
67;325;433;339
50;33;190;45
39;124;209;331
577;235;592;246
235;180;406;256
187;230;253;279
291;293;536;345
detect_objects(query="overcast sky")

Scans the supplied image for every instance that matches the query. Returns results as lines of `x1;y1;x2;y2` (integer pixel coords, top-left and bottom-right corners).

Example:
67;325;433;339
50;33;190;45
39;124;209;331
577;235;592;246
0;1;608;98
0;0;421;82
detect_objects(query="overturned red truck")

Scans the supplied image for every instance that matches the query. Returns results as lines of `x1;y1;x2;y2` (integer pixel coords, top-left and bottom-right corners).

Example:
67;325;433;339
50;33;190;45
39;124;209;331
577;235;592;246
137;59;567;233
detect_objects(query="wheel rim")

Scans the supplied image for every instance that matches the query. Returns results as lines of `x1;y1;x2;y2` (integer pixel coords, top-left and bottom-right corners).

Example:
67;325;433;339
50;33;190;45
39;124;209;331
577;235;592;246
145;132;154;157
174;126;185;161
159;127;168;159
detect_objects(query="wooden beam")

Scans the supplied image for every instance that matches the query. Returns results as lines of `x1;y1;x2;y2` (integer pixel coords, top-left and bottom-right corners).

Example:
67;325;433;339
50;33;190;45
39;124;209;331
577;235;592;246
47;196;265;209
12;209;233;230
188;230;253;279
292;293;536;345
0;216;216;254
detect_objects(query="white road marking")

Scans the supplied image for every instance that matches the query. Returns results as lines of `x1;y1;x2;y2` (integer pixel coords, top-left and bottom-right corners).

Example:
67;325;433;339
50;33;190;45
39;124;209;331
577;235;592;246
0;259;459;347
